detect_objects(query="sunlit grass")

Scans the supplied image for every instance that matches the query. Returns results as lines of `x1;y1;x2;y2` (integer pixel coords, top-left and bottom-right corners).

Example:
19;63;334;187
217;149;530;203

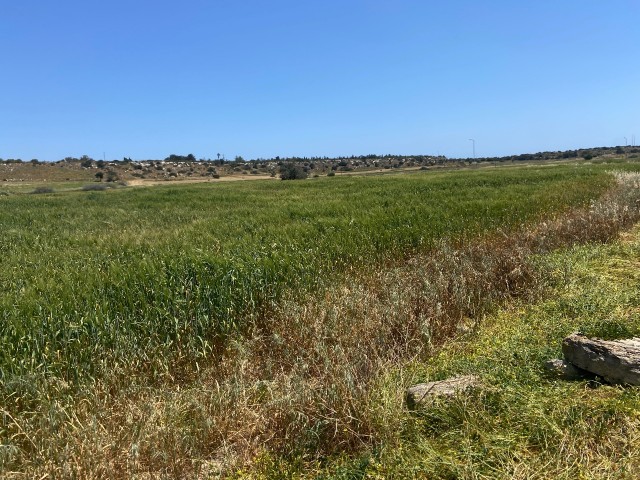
1;163;640;477
316;225;640;479
0;166;614;382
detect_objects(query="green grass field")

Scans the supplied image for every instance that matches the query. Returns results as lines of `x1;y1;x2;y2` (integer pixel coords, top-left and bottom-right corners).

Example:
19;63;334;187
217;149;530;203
0;166;612;379
1;161;640;477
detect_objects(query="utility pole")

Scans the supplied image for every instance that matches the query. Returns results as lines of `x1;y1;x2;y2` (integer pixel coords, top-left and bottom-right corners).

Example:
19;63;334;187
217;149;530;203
468;139;476;159
624;137;628;146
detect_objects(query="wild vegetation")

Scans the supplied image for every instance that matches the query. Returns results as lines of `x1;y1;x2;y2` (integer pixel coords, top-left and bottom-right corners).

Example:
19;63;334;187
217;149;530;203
1;161;640;477
1;145;638;185
311;220;640;479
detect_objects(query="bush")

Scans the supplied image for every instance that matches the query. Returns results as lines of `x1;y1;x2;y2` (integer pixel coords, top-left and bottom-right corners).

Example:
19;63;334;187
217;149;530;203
31;186;54;194
280;163;308;180
81;184;109;191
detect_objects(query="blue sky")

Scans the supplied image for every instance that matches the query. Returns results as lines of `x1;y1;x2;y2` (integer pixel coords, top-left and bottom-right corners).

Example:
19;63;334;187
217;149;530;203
1;0;639;161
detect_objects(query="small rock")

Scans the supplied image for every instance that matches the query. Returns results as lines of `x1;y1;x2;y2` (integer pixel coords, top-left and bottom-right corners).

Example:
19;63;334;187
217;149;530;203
406;374;481;409
544;358;591;380
562;333;640;385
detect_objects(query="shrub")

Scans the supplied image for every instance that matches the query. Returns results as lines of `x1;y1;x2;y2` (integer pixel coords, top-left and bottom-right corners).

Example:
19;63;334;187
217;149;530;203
280;163;308;180
81;184;109;191
31;186;54;194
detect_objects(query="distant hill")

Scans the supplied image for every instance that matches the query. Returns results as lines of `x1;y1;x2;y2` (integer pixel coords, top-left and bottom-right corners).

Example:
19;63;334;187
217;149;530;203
1;145;638;184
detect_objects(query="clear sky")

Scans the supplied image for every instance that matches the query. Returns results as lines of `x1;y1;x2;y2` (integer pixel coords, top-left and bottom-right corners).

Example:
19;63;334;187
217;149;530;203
1;0;639;161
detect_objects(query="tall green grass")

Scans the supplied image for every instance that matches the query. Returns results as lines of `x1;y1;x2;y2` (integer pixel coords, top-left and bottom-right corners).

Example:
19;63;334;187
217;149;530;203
3;163;640;477
0;166;618;382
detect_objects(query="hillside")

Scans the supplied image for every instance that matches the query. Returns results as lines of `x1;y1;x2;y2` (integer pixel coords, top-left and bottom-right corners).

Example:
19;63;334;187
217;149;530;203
1;146;639;186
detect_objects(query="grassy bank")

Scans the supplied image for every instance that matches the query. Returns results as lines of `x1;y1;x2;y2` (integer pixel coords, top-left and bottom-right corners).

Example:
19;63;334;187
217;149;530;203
311;225;640;480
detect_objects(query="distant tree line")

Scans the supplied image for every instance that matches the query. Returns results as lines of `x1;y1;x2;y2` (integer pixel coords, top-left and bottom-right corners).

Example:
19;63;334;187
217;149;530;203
1;145;638;167
165;153;196;162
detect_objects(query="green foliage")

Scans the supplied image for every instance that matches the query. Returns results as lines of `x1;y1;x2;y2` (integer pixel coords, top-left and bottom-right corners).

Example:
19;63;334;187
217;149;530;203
578;318;640;340
81;184;109;191
311;226;640;479
30;186;54;194
2;165;640;477
280;162;308;180
0;166;614;383
165;153;196;162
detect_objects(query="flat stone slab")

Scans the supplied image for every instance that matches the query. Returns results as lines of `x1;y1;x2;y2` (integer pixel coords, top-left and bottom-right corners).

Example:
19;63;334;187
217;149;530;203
406;374;481;409
562;333;640;385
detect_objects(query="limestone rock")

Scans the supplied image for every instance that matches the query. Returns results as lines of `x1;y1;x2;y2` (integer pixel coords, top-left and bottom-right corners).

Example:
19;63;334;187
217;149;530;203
562;333;640;385
406;375;481;409
544;358;591;380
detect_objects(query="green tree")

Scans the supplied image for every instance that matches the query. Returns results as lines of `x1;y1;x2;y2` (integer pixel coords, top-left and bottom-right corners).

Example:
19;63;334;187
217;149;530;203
81;156;93;168
280;163;308;180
